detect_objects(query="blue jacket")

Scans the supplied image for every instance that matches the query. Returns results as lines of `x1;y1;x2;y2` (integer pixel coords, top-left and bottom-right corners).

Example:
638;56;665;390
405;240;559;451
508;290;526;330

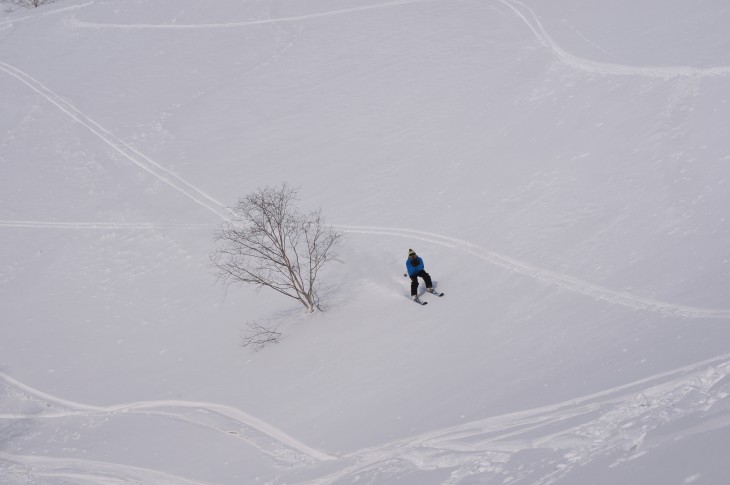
406;256;424;277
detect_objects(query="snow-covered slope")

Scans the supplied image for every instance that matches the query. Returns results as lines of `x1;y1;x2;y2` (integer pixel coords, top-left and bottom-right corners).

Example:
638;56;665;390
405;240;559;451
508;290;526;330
2;0;730;483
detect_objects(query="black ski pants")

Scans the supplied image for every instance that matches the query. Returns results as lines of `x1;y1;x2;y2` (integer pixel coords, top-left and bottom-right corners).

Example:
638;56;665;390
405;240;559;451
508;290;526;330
410;270;433;296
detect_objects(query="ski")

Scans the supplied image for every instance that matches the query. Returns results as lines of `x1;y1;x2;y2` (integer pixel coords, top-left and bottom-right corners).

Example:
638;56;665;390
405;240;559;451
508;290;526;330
411;297;427;305
427;289;444;297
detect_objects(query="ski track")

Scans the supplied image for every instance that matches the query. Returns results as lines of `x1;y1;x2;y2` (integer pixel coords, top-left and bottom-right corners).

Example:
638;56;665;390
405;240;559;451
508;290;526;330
302;352;730;484
0;220;212;230
0;370;335;465
0;60;232;222
0;1;94;29
67;0;432;30
338;225;730;319
498;0;730;79
0;451;214;485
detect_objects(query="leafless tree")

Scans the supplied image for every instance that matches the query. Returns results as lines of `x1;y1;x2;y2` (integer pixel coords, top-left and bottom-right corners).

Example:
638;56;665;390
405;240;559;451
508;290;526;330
211;184;343;313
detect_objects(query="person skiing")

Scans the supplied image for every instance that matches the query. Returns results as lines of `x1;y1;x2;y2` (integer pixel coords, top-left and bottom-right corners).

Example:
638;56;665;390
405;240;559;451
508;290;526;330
406;248;438;301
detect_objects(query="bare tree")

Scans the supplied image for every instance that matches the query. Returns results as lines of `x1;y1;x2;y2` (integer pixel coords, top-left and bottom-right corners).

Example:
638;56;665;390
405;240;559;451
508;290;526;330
2;0;55;9
240;321;282;350
211;184;343;313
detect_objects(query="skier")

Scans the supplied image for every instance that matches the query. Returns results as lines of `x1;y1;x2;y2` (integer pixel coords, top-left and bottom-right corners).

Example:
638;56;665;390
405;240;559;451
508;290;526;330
406;248;439;302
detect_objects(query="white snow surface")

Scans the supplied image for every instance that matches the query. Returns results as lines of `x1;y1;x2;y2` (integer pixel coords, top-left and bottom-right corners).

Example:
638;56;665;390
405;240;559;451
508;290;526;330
2;0;730;483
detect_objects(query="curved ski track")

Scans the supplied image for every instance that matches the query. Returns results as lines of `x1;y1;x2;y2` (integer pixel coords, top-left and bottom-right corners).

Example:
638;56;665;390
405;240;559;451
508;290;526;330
338;225;730;319
497;0;730;79
0;370;335;464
